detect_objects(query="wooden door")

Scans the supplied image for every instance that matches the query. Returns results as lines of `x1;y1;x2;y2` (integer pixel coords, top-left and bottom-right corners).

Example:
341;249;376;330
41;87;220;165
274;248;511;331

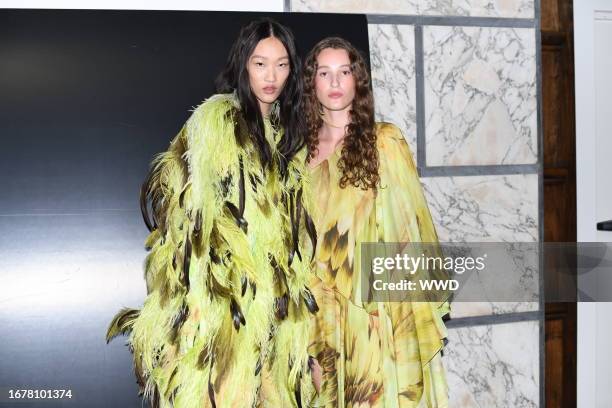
541;0;577;407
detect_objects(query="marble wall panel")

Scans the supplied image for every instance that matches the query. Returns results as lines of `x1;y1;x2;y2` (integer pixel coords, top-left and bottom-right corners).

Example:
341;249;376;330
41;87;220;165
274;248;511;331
420;0;535;18
368;24;418;154
450;301;538;317
448;242;539;317
421;174;539;317
291;0;534;18
443;320;540;407
423;26;537;166
291;0;418;14
421;174;538;243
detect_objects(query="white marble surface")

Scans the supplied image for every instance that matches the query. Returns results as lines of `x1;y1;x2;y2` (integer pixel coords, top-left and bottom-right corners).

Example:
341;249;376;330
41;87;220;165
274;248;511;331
368;24;418;155
291;0;534;17
450;301;538;317
421;174;538;242
423;26;537;166
449;249;539;317
421;175;539;317
291;0;418;14
448;241;539;317
420;0;534;18
444;320;540;407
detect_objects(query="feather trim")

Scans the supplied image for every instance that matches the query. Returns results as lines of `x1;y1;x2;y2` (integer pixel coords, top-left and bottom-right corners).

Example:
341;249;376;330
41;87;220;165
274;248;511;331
106;307;140;343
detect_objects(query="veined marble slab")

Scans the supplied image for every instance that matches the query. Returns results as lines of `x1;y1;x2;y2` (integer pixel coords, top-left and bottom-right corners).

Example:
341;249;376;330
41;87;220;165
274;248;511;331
423;26;537;166
421;174;538;243
421;174;539;317
420;0;534;18
369;24;418;155
291;0;418;14
443;320;540;407
291;0;534;18
450;301;538;317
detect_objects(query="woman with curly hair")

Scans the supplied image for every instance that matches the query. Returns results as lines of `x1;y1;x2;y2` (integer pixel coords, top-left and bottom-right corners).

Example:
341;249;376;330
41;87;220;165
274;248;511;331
304;37;451;407
106;19;319;408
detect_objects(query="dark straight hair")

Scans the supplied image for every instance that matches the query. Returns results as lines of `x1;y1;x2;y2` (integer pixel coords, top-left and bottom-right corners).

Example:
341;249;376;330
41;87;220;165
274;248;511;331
216;18;306;176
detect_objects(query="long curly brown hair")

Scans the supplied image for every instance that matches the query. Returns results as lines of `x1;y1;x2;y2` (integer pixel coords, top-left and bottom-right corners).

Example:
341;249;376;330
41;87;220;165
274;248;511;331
304;37;379;191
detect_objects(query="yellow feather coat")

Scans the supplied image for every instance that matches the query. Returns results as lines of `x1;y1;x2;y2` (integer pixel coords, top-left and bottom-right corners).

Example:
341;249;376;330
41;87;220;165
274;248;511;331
107;94;318;408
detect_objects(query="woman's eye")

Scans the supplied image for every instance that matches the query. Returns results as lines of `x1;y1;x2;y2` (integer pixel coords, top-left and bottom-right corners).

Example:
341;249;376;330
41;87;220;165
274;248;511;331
279;62;289;68
318;72;328;77
254;61;264;67
342;70;352;75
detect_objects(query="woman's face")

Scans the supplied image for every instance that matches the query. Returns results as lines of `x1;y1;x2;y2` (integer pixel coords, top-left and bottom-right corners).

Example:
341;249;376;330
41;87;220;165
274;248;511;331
247;36;290;113
314;48;355;112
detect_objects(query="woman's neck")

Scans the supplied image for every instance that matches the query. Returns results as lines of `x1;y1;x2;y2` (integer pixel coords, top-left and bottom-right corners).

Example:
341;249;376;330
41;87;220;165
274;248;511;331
259;100;272;117
307;106;351;168
319;107;350;145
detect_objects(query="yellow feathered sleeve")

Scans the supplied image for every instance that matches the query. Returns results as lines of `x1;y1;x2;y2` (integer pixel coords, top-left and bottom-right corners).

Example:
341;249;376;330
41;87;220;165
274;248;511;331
107;94;254;404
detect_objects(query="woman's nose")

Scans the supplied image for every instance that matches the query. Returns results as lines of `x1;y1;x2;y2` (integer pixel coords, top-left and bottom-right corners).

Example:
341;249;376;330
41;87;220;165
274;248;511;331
331;73;340;87
265;67;276;82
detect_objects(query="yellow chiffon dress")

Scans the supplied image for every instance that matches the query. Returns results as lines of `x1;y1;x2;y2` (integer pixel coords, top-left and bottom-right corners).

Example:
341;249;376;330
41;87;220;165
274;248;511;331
308;123;450;408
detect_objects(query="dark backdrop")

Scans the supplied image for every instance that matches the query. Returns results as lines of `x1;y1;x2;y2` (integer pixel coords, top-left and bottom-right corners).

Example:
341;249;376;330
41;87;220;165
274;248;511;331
0;9;369;408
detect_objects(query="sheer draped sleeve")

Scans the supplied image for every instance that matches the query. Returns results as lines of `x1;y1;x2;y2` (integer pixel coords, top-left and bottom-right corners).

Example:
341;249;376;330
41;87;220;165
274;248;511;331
375;122;450;368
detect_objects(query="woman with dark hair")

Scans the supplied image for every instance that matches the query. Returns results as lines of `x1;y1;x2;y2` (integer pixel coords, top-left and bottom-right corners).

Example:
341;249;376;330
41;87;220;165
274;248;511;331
106;19;318;408
304;37;451;407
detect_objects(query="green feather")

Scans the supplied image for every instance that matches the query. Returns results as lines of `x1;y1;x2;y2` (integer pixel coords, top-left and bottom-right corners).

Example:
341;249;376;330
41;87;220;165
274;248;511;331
106;308;140;344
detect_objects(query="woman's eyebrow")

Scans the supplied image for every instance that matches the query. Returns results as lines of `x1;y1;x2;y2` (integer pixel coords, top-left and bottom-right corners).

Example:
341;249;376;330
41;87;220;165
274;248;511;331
317;64;351;69
250;54;289;60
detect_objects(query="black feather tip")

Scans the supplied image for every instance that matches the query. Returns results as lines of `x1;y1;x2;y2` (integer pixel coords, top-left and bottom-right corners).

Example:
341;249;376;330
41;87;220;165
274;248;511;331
230;298;246;331
241;276;247;297
302;287;319;314
275;293;289;320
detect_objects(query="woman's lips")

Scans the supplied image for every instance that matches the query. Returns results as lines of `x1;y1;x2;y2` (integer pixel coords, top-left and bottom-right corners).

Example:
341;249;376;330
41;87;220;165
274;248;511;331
263;86;277;94
328;92;343;99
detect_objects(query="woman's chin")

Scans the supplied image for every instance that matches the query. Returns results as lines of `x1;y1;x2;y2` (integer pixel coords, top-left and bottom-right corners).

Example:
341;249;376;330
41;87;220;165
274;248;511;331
322;100;351;112
257;94;279;106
